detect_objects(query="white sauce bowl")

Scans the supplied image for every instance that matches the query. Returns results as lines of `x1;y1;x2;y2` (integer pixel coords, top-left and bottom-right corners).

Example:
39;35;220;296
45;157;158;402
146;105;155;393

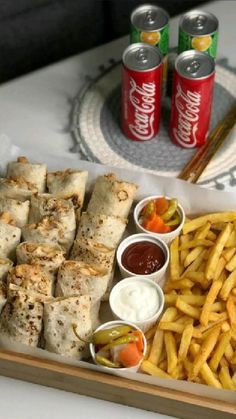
116;233;169;284
109;277;164;332
133;195;185;244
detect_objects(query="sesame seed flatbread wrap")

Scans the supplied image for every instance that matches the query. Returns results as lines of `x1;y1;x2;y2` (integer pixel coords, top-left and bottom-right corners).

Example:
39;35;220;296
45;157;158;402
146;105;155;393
16;242;65;280
0;197;30;228
77;212;127;248
7;156;47;193
87;173;137;218
0;285;44;347
43;295;92;359
47;169;88;219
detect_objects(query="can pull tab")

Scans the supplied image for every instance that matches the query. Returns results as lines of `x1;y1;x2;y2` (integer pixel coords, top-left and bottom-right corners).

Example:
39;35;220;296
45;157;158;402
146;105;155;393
193;14;207;30
186;59;201;75
136;48;148;64
145;10;155;25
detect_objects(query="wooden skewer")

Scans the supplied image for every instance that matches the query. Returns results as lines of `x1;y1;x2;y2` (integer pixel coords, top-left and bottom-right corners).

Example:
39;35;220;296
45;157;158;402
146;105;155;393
178;103;236;183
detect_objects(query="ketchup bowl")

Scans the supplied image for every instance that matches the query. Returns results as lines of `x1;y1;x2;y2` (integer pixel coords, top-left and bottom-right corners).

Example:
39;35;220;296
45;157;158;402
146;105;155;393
116;233;169;284
134;195;185;244
109;277;164;332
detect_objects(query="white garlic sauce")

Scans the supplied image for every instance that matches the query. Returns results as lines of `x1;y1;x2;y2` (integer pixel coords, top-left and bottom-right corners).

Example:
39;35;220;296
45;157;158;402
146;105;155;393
113;279;160;322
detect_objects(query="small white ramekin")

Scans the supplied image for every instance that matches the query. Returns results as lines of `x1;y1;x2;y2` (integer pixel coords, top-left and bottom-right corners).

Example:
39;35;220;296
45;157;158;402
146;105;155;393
109;277;164;332
133;195;185;244
116;233;169;283
89;320;147;372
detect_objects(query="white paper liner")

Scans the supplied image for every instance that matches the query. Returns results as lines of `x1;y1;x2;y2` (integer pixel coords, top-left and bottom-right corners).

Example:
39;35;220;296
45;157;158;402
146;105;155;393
0;135;235;403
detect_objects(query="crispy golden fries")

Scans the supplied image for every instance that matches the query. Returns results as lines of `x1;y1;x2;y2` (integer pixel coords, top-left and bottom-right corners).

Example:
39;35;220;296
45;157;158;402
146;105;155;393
148;329;164;365
164;331;178;374
142;212;236;391
178;324;193;361
209;331;231;372
200;281;222;326
141;360;172;379
170;237;180;280
190;326;221;379
205;223;233;281
183;213;236;234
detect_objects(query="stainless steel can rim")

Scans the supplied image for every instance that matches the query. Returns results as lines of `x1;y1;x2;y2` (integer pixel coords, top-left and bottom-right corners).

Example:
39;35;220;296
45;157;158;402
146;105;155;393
131;4;169;32
123;43;163;72
175;50;215;80
179;9;219;36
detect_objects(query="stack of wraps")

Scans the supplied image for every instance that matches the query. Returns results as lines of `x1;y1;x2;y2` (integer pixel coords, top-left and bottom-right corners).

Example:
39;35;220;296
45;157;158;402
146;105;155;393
0;160;137;361
70;173;137;313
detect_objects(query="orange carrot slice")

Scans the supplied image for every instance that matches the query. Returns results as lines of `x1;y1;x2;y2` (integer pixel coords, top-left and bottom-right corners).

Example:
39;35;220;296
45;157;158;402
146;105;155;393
118;343;143;368
143;213;165;233
155;197;169;216
133;331;144;352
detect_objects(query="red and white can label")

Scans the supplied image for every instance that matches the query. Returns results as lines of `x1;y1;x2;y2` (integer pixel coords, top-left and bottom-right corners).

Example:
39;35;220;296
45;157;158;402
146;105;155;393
170;70;215;148
121;65;162;141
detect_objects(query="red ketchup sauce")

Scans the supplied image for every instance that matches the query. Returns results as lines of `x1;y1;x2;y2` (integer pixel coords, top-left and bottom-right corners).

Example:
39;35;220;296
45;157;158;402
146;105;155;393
121;241;165;275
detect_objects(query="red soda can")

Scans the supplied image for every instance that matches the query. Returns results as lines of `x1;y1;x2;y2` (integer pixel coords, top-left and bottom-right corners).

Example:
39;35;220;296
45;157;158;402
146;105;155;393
121;43;162;141
170;50;215;148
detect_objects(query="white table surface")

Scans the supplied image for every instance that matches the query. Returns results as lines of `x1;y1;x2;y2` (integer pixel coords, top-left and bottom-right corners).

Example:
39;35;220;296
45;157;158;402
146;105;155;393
0;2;235;418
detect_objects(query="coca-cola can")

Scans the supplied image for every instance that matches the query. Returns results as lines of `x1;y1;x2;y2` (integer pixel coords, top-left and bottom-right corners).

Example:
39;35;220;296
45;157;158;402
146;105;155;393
170;50;215;148
121;43;162;141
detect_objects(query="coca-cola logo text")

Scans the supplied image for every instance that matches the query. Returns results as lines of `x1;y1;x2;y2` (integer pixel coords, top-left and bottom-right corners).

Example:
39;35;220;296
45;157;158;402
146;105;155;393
128;77;156;141
173;83;201;148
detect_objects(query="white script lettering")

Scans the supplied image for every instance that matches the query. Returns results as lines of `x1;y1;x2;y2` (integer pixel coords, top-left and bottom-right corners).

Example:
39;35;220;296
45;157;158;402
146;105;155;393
173;83;201;148
128;77;156;141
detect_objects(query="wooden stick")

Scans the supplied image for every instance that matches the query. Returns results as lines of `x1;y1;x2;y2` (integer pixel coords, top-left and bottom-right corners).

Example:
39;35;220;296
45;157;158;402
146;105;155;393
178;103;236;183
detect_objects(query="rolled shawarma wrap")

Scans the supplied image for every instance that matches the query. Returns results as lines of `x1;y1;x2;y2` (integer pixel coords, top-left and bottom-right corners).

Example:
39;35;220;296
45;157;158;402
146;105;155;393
0;258;13;282
43;295;92;359
16;242;65;279
87;173;138;218
0;285;44;347
0;197;30;228
0;258;11;313
55;261;110;328
77;212;127;248
0;282;7;313
7;264;53;297
70;238;115;273
7;156;47;193
70;238;116;299
0;177;37;201
47;169;88;219
0;213;21;260
29;194;76;233
0;258;13;314
22;217;75;254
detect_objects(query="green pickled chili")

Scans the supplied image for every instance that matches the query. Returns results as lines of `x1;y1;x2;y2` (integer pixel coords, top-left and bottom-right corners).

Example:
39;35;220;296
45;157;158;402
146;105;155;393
166;214;180;226
101;334;138;352
95;355;119;368
72;323;92;343
162;199;178;221
143;200;155;218
93;325;132;345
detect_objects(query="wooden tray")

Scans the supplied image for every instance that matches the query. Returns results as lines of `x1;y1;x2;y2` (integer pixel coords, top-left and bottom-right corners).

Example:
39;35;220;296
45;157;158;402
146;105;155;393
0;349;235;419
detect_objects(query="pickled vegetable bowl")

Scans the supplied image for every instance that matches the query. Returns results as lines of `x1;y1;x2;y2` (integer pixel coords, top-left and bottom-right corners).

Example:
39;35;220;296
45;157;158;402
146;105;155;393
91;325;145;369
139;197;180;234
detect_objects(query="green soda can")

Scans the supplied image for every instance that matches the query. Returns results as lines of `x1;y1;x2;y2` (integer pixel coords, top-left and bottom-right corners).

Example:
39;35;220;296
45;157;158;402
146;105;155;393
130;4;169;84
178;10;219;59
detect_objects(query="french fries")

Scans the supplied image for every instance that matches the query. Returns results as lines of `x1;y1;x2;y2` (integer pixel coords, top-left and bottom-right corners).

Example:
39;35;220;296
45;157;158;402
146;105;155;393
141;212;236;392
178;324;193;361
205;223;232;280
170;237;180;280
